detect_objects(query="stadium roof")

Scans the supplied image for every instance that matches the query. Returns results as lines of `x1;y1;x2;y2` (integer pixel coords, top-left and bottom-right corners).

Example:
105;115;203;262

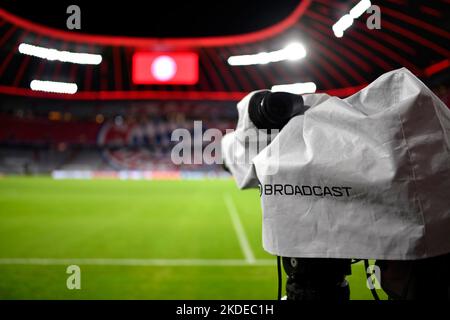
0;0;448;101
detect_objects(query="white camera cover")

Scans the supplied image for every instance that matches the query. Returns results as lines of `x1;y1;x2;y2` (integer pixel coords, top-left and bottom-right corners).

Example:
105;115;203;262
222;68;450;260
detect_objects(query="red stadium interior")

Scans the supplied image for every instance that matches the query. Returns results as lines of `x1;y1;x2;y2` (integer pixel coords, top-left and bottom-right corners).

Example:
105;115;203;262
0;0;448;175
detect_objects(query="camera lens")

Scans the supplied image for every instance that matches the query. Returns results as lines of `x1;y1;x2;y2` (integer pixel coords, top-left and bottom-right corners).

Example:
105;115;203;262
248;91;305;130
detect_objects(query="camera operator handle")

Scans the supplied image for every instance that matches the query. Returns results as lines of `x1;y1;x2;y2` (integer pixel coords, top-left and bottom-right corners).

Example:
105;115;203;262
248;91;308;130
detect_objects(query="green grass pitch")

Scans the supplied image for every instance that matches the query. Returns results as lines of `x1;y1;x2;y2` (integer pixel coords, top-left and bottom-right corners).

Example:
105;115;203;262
0;177;386;299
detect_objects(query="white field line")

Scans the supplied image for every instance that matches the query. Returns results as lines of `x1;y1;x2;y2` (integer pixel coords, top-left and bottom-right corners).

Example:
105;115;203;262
224;194;256;264
0;195;264;267
0;258;274;267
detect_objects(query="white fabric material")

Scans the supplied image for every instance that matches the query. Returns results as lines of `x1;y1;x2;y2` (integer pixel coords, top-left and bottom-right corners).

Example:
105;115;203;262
222;68;450;260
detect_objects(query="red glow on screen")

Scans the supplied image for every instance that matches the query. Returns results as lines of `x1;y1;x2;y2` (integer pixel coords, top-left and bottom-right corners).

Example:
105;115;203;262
132;52;199;85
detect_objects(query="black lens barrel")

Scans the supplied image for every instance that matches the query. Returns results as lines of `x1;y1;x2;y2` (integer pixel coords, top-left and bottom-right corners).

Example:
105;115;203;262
248;91;306;130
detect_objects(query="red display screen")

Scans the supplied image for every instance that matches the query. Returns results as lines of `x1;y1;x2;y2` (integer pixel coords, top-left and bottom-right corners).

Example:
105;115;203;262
132;52;199;85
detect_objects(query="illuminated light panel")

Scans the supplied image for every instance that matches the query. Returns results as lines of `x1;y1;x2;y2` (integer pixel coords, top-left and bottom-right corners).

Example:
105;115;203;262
332;0;371;37
30;80;78;94
132;52;198;85
18;43;102;65
227;42;306;66
350;0;372;18
271;82;317;94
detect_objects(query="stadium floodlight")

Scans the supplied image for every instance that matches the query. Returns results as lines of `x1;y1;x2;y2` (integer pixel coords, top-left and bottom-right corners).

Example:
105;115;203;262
30;80;78;94
271;82;317;94
19;43;102;65
350;0;372;19
284;43;307;61
332;14;354;38
227;42;306;66
332;0;372;37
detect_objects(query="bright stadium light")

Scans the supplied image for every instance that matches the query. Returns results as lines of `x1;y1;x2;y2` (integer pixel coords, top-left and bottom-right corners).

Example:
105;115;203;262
350;0;372;18
151;55;177;81
332;0;372;37
333;14;354;37
19;43;102;65
333;29;344;38
284;43;307;61
227;42;306;66
30;80;78;94
271;82;317;94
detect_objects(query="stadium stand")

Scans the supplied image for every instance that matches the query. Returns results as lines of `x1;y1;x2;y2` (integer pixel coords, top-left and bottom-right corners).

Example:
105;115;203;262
0;0;448;177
